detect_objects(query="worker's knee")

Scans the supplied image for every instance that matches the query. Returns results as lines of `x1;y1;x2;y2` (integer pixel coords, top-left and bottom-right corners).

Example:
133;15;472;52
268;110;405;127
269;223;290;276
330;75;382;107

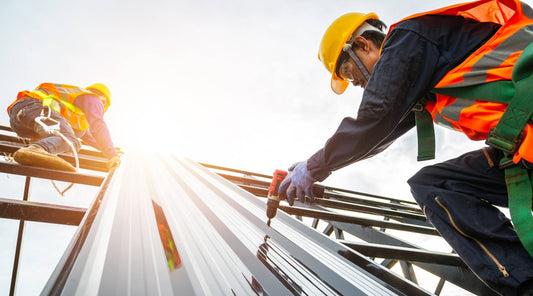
407;166;437;206
407;166;433;188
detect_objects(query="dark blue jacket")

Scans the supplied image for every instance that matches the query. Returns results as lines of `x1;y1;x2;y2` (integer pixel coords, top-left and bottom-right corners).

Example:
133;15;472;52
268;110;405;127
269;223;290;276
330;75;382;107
307;15;501;181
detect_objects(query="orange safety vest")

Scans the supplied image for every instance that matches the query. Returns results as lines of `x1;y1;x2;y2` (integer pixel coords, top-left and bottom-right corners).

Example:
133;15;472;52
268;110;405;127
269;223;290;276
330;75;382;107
386;0;533;162
7;83;96;131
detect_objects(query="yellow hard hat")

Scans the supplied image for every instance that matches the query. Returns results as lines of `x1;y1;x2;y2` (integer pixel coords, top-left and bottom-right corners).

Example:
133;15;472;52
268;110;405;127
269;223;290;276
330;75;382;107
318;12;379;94
86;83;111;111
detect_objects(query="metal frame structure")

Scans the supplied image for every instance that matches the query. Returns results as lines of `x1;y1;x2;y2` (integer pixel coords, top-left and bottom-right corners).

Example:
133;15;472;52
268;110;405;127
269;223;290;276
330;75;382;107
0;125;109;296
0;124;497;295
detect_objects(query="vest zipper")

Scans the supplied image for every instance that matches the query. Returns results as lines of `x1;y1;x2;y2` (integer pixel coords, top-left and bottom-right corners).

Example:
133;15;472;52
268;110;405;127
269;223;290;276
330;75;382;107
434;197;509;278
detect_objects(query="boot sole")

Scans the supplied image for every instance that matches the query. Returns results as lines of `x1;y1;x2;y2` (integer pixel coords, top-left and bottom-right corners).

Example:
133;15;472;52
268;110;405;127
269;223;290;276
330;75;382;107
13;149;76;172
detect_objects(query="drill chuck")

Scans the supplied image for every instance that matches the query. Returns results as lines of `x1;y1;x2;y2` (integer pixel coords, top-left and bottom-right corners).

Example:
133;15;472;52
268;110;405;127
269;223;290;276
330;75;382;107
266;197;280;219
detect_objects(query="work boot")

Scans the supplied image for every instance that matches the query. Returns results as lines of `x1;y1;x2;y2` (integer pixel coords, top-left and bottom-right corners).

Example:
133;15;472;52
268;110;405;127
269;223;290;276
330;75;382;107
13;145;76;172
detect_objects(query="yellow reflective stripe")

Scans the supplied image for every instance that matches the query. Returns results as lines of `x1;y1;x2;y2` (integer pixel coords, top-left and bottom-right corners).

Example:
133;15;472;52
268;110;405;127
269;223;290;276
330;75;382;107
32;89;84;115
60;98;84;114
31;90;62;113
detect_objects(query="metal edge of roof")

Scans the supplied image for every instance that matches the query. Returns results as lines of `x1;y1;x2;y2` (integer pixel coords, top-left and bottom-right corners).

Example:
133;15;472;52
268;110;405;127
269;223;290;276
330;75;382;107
41;152;434;296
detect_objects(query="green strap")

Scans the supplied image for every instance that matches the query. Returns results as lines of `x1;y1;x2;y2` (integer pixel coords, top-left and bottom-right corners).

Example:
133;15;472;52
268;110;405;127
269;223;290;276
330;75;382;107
414;103;436;161
497;44;533;259
431;80;515;104
486;75;533;154
502;158;533;257
486;42;533;155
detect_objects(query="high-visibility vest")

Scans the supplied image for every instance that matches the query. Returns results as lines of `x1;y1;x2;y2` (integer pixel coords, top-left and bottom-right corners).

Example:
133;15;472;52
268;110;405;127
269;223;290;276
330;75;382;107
7;83;95;131
386;0;533;162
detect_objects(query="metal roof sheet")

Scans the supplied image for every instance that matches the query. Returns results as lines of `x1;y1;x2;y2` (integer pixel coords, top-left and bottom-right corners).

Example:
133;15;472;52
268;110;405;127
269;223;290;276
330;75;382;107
41;153;430;295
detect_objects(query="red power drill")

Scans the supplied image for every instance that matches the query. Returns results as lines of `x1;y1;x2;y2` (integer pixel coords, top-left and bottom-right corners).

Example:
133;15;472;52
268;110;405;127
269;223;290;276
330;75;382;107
266;169;288;226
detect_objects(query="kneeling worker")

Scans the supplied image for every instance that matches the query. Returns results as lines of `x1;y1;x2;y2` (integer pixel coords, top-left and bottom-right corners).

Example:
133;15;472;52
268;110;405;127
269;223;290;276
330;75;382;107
279;0;533;294
7;82;121;171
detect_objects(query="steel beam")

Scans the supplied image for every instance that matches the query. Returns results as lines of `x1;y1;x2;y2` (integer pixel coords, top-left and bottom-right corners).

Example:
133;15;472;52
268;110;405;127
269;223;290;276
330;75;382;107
0;161;104;186
220;174;422;213
279;205;439;235
340;240;467;267
0;198;86;225
9;177;30;296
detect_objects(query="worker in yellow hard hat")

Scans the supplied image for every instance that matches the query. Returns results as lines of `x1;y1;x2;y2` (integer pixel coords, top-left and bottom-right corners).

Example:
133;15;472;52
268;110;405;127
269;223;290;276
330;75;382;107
279;1;533;295
317;12;383;94
7;82;121;171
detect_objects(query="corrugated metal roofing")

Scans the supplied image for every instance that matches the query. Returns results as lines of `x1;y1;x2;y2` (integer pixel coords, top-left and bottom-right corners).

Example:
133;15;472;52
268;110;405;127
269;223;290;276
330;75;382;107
41;153;431;295
1;121;497;295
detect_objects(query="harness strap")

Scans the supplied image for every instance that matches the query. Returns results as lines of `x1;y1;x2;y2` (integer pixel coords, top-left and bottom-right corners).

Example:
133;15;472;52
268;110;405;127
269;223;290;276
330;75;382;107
413;102;435;161
487;43;533;155
432;80;515;104
486;76;533;154
502;157;533;257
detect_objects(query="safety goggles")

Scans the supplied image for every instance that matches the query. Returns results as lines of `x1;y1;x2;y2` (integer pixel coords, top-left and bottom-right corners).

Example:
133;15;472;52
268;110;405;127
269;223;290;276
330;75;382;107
335;43;371;82
335;52;352;81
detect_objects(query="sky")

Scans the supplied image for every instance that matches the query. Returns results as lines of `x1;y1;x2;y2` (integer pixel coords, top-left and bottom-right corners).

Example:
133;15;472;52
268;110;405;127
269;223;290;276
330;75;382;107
2;0;532;295
0;0;491;198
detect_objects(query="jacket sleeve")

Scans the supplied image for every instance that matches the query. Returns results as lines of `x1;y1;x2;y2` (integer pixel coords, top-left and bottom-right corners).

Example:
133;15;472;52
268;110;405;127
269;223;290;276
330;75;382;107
307;28;443;181
74;94;117;159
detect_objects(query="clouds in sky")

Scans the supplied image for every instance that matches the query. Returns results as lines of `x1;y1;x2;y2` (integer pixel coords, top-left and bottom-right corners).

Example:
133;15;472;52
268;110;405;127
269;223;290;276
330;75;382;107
0;0;527;201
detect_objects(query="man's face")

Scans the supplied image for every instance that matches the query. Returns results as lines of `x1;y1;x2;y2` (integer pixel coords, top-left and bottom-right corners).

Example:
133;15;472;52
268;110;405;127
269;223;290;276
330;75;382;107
337;37;380;89
339;57;367;88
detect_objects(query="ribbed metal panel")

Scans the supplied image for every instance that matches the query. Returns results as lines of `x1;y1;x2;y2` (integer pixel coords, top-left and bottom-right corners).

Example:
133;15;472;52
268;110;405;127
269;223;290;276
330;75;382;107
42;153;431;295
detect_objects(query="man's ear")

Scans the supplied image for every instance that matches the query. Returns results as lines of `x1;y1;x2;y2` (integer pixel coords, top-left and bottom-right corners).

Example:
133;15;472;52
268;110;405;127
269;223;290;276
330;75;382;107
353;36;370;52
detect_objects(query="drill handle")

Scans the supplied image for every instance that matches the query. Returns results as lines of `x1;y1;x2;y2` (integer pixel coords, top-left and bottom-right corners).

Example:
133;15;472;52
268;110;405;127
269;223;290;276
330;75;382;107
268;169;288;198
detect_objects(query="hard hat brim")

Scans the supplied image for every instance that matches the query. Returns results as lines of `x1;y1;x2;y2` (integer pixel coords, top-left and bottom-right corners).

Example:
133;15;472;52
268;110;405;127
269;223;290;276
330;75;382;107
331;72;349;95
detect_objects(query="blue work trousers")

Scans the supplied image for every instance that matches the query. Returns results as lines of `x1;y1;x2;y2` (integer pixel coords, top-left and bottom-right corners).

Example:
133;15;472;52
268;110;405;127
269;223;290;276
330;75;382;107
408;147;533;295
9;98;81;154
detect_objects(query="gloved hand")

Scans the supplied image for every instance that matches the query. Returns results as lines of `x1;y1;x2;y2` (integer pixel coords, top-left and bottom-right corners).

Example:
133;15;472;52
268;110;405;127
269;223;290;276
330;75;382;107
278;161;316;206
115;147;125;156
106;154;121;170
